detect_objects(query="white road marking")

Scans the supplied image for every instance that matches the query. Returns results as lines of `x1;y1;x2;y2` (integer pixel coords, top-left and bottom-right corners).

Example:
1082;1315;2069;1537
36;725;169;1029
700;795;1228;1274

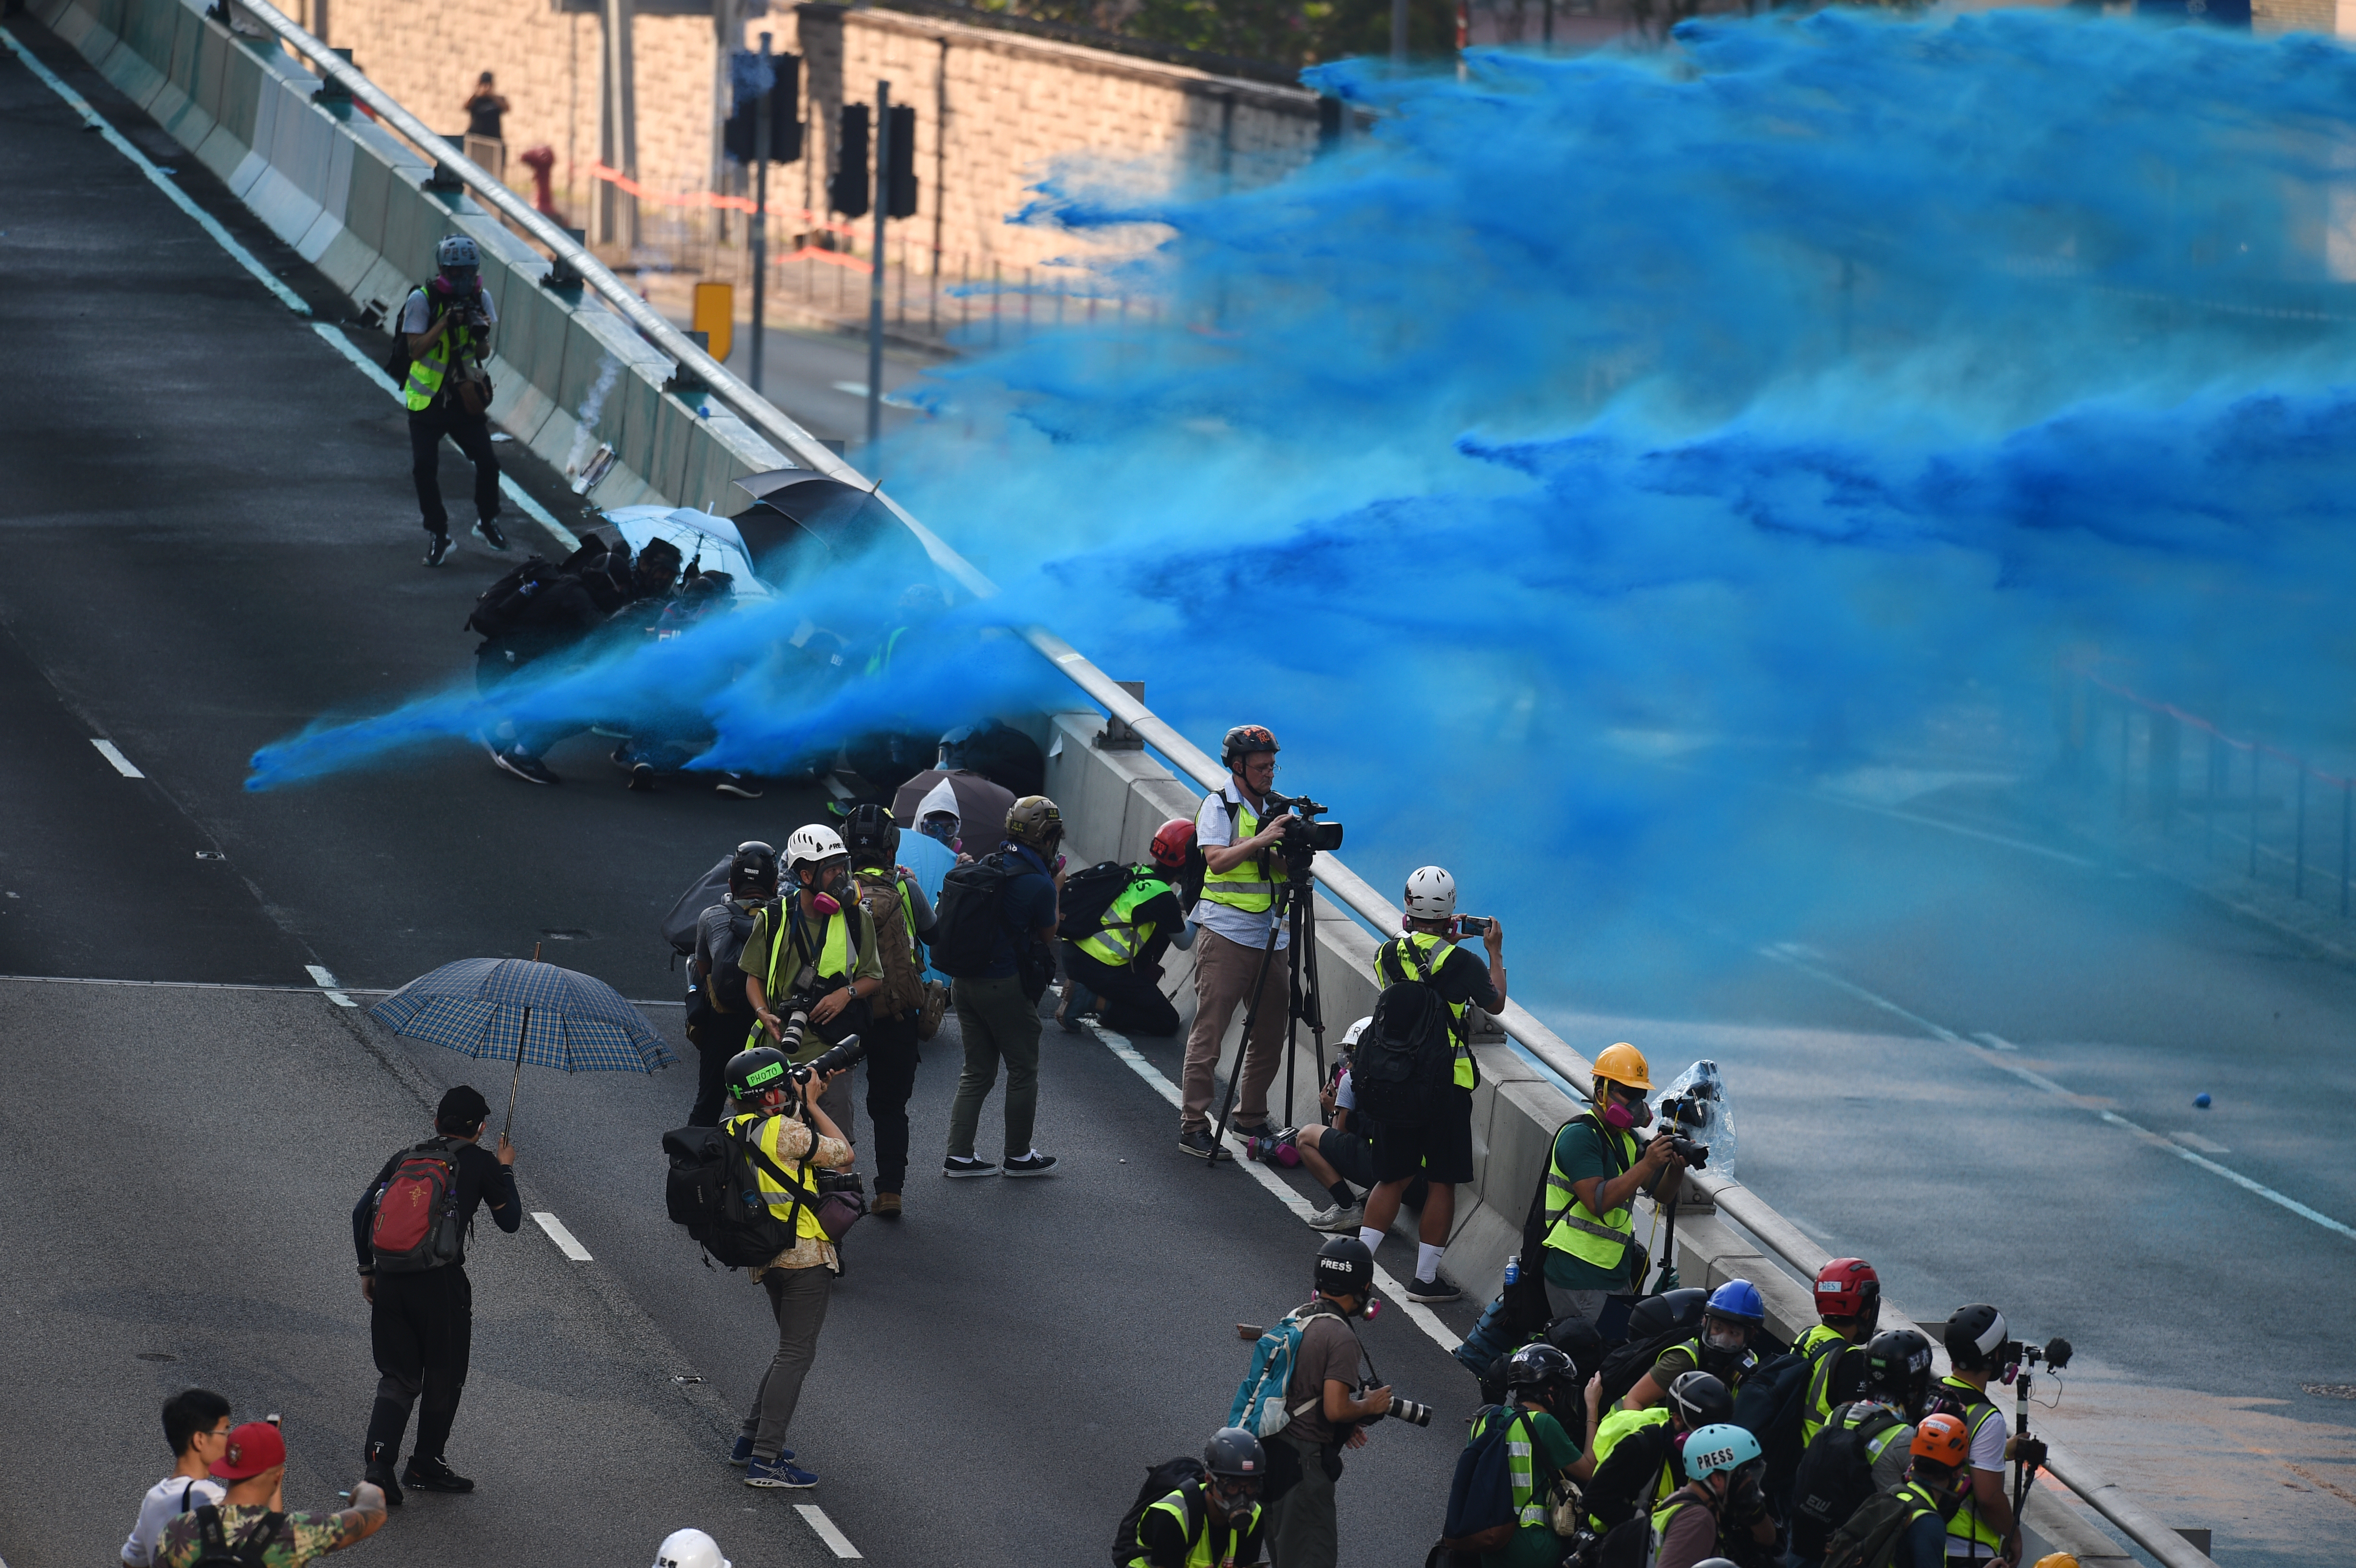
1760;948;2356;1244
305;965;339;987
302;965;357;1007
2171;1132;2231;1155
1971;1031;2019;1052
0;27;310;315
531;1211;594;1261
90;739;144;778
1800;789;2100;869
792;1505;861;1558
1089;1023;1462;1352
305;322;580;553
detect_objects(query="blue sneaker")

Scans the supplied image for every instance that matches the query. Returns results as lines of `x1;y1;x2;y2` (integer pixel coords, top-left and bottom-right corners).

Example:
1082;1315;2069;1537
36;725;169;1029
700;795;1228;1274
744;1454;818;1488
729;1437;792;1466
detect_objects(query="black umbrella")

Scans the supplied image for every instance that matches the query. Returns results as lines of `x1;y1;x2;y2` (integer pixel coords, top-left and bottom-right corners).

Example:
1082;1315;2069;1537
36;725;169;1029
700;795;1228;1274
731;468;904;571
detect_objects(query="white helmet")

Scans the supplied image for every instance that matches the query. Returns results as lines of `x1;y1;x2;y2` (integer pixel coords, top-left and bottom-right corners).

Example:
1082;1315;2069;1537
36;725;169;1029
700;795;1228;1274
1341;1016;1374;1049
1403;866;1457;921
653;1531;727;1568
785;824;848;869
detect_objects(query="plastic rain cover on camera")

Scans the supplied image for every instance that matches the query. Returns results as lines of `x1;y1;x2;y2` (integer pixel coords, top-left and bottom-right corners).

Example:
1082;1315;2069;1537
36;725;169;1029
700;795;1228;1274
1650;1060;1737;1179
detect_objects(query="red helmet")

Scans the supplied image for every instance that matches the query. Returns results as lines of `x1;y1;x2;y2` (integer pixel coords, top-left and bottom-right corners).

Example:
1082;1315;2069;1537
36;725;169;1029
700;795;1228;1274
1814;1258;1881;1328
1149;817;1196;870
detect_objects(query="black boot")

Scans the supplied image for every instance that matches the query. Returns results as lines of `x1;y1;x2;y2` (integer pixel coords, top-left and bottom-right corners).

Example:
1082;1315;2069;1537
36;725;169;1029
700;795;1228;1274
401;1454;474;1493
363;1442;404;1507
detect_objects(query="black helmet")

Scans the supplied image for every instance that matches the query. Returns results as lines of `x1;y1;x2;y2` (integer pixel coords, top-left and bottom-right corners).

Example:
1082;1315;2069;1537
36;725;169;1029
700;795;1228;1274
1864;1329;1934;1416
1204;1426;1265;1480
1667;1369;1732;1431
1943;1304;2008;1373
1505;1342;1574;1399
724;1046;793;1103
1313;1235;1374;1302
843;803;897;865
730;840;779;895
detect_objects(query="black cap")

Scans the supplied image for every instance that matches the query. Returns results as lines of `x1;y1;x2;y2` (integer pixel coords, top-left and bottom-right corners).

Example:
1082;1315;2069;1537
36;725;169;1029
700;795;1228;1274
1313;1235;1373;1301
436;1085;490;1133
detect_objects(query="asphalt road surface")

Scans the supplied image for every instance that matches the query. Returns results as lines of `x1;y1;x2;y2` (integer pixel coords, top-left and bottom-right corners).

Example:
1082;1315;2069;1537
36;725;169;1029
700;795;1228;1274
4;15;2354;1568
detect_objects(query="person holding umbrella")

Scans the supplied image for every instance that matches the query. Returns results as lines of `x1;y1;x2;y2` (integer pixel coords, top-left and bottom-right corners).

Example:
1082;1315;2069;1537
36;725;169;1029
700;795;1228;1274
351;1085;519;1505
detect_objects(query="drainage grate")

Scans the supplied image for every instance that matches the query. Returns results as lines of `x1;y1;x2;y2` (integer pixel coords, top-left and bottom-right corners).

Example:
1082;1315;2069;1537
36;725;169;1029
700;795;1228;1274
2301;1383;2356;1399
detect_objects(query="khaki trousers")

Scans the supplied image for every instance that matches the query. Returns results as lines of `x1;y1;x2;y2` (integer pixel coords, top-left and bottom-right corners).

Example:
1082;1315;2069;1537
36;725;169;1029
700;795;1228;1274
1180;926;1289;1131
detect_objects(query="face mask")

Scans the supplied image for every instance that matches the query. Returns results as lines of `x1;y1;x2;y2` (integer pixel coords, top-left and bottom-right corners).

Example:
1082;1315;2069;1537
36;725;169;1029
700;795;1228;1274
1705;1325;1748;1353
1603;1100;1638;1129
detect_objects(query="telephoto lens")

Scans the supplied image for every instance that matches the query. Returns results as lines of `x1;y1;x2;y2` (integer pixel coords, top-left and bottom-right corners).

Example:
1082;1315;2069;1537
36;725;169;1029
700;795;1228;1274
1384;1395;1434;1427
791;1033;869;1085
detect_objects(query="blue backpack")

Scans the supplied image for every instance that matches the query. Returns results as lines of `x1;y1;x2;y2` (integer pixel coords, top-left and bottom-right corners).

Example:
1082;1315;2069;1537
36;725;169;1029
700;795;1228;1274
1228;1304;1344;1438
1439;1405;1528;1552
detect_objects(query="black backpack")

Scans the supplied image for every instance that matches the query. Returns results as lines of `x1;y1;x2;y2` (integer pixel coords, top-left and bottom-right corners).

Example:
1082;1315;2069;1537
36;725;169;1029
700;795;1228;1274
1732;1347;1816;1517
664;854;736;959
1110;1457;1206;1568
1056;860;1138;942
1353;939;1456;1128
1789;1403;1906;1556
1820;1486;1931;1568
660;1120;807;1267
1439;1406;1528;1553
466;554;563;639
187;1506;285;1568
930;852;1020;979
1595;1288;1709;1408
1568;1509;1658;1568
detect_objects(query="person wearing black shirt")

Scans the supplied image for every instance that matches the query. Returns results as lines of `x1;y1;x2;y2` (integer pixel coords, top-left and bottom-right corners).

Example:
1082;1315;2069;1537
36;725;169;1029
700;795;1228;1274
350;1085;521;1504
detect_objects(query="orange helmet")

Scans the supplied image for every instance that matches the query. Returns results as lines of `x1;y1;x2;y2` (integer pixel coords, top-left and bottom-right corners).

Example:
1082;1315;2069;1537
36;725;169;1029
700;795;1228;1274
1149;817;1195;870
1911;1413;1971;1469
1814;1258;1881;1330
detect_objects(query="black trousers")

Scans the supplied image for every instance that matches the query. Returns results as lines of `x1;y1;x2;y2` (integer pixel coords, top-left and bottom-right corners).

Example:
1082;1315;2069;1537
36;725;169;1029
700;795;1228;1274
1062;943;1182;1037
689;1005;758;1126
364;1264;472;1463
408;403;501;534
862;1007;922;1194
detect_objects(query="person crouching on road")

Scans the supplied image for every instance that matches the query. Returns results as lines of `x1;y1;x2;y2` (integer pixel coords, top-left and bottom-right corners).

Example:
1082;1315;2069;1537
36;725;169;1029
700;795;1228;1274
1263;1237;1393;1568
1125;1429;1267;1568
402;234;505;567
1354;865;1505;1306
1450;1343;1601;1567
941;795;1064;1180
157;1421;387;1568
1260;1016;1378;1233
742;825;884;1150
1818;1414;1979;1568
722;1046;853;1489
1648;1423;1774;1568
1178;725;1293;1158
353;1085;519;1504
1058;815;1197;1039
844;804;938;1217
1623;1280;1766;1412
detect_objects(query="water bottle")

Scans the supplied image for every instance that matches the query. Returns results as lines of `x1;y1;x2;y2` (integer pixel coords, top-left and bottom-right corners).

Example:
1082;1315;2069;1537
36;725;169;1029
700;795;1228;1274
1503;1256;1520;1288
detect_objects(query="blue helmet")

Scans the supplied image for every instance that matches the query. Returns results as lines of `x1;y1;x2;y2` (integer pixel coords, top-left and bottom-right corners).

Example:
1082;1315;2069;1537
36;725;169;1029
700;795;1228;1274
1706;1279;1765;1325
1682;1423;1763;1479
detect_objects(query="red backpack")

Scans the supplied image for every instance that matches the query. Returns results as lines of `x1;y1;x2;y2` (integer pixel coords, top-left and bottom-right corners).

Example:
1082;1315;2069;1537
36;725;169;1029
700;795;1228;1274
369;1140;469;1273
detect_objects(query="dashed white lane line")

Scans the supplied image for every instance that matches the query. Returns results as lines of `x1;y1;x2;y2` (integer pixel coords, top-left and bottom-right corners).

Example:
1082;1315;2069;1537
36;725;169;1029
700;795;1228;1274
1087;1022;1463;1353
305;965;338;987
792;1505;861;1558
1761;948;2356;1244
303;965;357;1008
90;739;144;778
531;1211;593;1261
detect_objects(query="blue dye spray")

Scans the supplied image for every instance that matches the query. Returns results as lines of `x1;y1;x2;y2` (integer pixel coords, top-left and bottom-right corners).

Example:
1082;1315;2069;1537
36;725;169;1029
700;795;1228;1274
257;12;2356;1005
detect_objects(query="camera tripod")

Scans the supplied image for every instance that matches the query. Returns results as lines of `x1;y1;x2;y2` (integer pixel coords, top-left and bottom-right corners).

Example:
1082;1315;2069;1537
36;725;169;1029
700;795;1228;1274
1204;832;1331;1166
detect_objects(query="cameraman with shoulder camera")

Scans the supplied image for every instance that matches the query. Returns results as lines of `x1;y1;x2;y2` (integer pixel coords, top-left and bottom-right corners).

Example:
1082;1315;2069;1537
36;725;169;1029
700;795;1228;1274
742;825;885;1146
1264;1237;1393;1568
721;1045;854;1489
400;234;505;567
1932;1306;2024;1567
1537;1042;1686;1334
1178;725;1298;1157
1354;866;1505;1305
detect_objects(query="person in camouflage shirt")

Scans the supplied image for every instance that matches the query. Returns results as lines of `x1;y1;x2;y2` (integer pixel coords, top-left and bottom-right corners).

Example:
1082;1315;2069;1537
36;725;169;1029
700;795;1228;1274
158;1423;385;1568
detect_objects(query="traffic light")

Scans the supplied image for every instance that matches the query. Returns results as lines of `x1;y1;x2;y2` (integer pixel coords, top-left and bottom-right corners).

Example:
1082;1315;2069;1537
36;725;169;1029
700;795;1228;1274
884;103;917;219
722;51;801;164
830;103;869;219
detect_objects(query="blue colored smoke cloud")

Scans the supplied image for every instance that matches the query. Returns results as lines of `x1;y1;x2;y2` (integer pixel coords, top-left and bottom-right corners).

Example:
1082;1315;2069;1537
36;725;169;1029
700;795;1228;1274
256;11;2356;995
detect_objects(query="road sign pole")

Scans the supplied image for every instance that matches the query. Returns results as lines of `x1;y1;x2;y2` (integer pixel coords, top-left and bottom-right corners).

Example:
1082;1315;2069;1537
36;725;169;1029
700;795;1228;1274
868;79;890;456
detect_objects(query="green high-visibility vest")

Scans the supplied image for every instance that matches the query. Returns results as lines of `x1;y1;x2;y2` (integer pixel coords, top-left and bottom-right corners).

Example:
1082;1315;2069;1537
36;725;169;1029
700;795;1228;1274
1797;1324;1852;1447
1076;869;1174;969
1373;931;1478;1090
1936;1376;2005;1556
1200;795;1284;915
721;1112;826;1242
1123;1481;1261;1568
1649;1489;1717;1564
1586;1405;1673;1531
400;291;488;413
758;902;862;1062
1542;1112;1639;1274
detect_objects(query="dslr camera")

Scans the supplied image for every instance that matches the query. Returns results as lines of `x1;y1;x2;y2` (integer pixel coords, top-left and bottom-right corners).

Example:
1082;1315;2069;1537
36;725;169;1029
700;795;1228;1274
769;1000;870;1089
1369;1382;1432;1427
1654;1089;1713;1170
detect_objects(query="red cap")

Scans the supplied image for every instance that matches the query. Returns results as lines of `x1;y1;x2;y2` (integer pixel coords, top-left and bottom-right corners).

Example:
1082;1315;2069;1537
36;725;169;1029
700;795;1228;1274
211;1422;286;1480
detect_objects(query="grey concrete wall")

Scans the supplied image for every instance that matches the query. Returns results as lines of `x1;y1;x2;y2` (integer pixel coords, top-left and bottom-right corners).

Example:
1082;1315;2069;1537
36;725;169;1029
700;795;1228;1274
35;0;791;519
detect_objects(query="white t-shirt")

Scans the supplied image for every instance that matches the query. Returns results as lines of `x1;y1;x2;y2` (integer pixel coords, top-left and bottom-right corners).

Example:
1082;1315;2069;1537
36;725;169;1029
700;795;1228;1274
398;285;499;334
122;1474;226;1566
1967;1398;2008;1472
1192;782;1289;950
1334;1066;1356;1112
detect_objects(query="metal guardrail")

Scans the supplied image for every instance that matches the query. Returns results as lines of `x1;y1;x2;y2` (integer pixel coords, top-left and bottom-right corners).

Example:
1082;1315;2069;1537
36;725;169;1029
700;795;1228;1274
221;17;2207;1560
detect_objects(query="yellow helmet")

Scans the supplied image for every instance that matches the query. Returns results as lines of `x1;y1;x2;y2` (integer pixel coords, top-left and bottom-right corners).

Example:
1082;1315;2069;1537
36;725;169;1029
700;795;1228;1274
2031;1557;2079;1568
1592;1042;1651;1092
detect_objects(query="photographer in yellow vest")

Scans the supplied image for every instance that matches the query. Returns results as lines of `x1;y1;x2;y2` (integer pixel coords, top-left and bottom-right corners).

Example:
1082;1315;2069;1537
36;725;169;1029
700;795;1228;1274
1538;1042;1686;1333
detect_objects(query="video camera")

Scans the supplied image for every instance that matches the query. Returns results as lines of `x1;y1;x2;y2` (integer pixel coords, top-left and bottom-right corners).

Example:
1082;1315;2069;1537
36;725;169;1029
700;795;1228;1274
1263;789;1344;858
1998;1335;2073;1382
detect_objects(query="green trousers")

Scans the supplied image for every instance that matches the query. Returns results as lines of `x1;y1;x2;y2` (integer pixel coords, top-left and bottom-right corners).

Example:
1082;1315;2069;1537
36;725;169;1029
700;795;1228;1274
944;975;1041;1161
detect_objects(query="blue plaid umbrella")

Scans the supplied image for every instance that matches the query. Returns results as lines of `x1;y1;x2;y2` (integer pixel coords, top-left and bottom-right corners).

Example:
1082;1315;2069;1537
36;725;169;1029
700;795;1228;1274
370;958;676;1136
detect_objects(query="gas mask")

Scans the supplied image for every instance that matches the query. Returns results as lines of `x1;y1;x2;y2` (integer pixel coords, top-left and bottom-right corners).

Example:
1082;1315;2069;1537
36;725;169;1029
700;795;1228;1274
804;860;849;915
1602;1089;1653;1131
1703;1320;1750;1355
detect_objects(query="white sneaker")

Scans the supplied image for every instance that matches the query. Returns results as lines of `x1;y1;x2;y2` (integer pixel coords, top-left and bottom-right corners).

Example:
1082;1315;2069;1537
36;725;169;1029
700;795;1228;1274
1305;1203;1363;1232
